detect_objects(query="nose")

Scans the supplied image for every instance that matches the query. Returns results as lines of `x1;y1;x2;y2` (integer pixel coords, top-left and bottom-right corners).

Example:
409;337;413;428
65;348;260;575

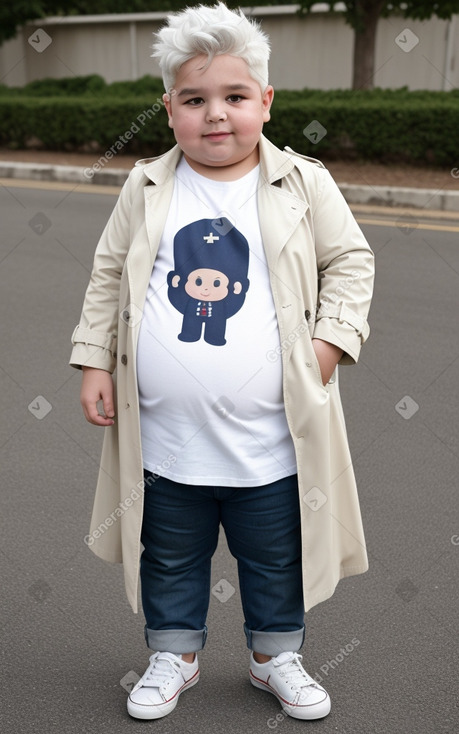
206;102;227;123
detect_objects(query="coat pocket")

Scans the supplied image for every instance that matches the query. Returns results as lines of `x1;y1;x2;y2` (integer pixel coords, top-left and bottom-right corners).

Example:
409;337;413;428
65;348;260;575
296;316;329;392
304;325;331;391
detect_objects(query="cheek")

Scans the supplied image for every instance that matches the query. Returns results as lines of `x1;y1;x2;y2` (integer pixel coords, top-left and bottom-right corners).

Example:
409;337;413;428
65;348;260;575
173;111;199;137
184;281;197;298
212;286;229;301
234;109;263;134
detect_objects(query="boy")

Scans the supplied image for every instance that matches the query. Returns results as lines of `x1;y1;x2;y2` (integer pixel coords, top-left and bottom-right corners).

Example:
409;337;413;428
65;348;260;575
70;2;374;722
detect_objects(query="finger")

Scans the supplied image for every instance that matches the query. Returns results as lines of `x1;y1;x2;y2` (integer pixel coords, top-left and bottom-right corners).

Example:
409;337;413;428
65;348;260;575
99;392;115;419
95;397;115;425
89;410;115;426
82;399;114;426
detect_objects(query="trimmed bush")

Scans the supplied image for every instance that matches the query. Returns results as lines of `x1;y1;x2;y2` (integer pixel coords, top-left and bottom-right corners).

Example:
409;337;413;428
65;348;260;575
0;75;107;97
0;78;457;165
0;74;165;97
0;96;175;153
268;94;459;165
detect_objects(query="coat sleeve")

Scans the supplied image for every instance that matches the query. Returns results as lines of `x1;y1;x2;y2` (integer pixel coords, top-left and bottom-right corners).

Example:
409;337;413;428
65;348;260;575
69;170;140;373
310;169;375;365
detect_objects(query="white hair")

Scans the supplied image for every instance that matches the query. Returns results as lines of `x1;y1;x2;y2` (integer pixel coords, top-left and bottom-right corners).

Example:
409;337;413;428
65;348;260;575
152;3;270;93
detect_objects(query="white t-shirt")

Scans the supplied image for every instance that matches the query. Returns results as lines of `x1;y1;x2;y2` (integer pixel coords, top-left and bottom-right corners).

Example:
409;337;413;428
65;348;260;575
136;156;297;486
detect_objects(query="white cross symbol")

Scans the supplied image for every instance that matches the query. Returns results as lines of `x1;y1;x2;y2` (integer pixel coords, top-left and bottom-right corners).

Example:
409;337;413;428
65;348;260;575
203;232;219;243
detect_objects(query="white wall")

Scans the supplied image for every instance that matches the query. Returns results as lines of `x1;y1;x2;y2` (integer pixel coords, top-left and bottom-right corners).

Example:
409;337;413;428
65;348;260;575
0;6;457;91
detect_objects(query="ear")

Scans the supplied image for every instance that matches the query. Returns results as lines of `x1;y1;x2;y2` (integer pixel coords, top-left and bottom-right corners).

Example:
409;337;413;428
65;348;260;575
163;92;174;128
262;85;274;123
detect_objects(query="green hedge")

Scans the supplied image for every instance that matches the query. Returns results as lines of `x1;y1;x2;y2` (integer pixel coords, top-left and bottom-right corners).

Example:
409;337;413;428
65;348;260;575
0;76;457;165
0;96;175;154
268;95;459;165
0;74;165;97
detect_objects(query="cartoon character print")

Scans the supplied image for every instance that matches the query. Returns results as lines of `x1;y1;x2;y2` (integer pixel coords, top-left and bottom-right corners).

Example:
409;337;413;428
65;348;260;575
167;218;250;346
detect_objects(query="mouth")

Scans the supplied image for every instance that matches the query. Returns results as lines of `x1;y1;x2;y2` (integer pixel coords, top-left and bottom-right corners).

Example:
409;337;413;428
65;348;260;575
204;132;231;141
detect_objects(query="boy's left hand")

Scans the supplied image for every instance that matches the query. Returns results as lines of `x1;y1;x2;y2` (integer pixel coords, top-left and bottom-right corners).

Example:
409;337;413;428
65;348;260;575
312;338;344;385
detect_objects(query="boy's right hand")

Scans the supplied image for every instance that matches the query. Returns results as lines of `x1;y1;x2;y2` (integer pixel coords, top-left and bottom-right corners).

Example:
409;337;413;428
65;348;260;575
80;366;115;426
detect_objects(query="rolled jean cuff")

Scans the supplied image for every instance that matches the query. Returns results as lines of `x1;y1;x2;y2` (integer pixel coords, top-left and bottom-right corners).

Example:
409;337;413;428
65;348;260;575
245;625;305;656
144;625;207;653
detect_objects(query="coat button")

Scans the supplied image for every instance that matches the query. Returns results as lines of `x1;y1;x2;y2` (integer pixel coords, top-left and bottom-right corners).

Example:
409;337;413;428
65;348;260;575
305;310;311;321
121;354;127;365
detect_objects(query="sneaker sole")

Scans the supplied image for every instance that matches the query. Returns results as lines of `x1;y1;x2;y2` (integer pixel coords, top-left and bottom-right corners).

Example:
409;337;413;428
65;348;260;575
250;670;331;720
127;670;200;720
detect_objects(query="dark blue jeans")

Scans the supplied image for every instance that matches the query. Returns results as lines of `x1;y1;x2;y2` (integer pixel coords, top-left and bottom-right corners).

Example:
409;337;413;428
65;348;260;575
140;472;305;655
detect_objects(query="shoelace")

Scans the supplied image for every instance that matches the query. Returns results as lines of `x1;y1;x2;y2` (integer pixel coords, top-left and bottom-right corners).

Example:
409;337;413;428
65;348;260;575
142;653;181;689
274;653;317;691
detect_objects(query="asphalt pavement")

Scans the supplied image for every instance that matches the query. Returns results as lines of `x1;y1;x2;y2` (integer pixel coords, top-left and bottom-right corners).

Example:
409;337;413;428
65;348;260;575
1;160;459;211
0;180;458;734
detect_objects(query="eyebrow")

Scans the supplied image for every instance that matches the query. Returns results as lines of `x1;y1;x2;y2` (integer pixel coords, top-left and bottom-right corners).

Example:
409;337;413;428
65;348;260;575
177;84;253;97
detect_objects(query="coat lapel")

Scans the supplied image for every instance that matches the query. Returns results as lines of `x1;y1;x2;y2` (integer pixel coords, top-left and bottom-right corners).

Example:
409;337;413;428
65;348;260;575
257;135;308;271
141;144;182;262
125;147;180;318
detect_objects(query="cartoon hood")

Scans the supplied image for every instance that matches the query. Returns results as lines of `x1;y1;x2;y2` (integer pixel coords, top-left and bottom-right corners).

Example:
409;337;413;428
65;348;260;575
172;218;249;283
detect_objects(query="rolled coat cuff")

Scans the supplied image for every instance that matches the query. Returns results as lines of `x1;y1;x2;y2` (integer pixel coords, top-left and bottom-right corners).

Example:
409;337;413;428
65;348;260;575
313;317;365;365
69;325;117;372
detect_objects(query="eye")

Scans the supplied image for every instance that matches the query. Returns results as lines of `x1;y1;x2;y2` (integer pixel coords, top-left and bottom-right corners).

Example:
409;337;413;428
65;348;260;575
227;95;244;103
185;97;204;105
213;279;221;287
195;277;202;286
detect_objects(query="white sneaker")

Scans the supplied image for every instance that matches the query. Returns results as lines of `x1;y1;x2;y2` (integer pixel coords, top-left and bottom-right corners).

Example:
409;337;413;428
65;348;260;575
250;651;331;720
127;651;199;719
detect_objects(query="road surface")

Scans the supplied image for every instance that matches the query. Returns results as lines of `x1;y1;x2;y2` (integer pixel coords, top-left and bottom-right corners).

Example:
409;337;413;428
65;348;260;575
1;179;458;734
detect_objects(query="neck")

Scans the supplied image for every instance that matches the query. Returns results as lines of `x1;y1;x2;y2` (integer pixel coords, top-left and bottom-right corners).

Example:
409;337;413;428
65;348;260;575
183;148;260;181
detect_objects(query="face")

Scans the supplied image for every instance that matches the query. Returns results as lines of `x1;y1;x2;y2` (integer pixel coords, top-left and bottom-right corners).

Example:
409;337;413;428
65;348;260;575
184;269;229;301
163;54;274;180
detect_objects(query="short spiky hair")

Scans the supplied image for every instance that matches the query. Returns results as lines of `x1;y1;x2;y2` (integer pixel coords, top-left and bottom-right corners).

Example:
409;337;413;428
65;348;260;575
152;3;270;93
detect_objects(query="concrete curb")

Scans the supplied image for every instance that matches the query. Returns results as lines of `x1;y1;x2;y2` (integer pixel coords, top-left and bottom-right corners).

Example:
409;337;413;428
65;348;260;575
337;182;459;213
1;161;459;212
0;161;130;187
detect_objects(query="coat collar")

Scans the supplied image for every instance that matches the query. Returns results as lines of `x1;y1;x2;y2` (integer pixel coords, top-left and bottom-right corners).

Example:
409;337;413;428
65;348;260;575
128;136;297;339
135;144;182;185
135;135;306;270
258;134;296;184
135;133;295;186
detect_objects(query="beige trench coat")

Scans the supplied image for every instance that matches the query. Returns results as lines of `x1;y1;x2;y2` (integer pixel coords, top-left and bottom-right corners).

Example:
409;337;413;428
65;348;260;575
70;134;374;614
